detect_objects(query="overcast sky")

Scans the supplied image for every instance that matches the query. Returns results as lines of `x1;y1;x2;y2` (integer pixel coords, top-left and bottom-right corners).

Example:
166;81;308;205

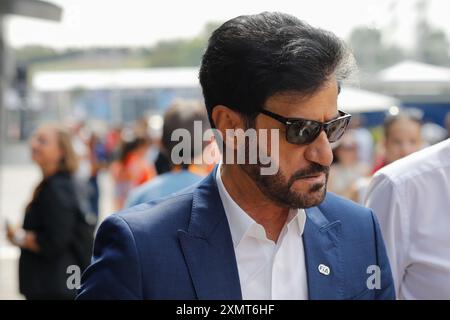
4;0;450;50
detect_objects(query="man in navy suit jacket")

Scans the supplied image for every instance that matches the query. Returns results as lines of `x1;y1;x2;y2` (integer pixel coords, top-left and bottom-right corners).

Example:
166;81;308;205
77;12;395;300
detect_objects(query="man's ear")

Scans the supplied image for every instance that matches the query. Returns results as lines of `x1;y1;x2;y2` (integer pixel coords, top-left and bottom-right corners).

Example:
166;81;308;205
211;105;245;151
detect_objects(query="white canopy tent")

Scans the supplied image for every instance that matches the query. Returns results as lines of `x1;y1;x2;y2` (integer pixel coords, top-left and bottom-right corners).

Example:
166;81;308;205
338;86;400;113
378;60;450;83
371;60;450;97
33;67;200;91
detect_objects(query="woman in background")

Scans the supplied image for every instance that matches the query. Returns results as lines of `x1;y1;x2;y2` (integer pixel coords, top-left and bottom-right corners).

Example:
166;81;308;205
351;109;423;204
328;131;370;201
6;123;82;300
372;110;423;173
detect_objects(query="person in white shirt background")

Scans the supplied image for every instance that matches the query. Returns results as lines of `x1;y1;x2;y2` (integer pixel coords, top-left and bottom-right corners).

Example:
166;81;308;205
349;109;424;205
365;138;450;299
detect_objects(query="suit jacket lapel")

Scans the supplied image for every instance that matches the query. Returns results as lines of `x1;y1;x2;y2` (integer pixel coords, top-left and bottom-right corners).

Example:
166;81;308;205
178;167;242;300
304;205;344;300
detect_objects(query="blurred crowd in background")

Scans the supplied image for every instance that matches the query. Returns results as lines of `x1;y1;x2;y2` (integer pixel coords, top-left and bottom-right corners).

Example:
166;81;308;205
38;99;219;214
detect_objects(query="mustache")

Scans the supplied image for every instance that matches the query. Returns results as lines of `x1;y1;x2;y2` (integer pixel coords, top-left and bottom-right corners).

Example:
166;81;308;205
288;163;329;185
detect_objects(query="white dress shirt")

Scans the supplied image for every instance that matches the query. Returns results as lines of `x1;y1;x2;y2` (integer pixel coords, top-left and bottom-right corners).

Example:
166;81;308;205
216;165;308;300
365;138;450;300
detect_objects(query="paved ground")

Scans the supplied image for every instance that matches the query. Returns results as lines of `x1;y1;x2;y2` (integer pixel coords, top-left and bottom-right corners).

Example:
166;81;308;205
0;142;114;299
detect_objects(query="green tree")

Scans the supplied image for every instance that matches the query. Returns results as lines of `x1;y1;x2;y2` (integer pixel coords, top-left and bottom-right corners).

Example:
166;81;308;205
146;21;221;67
147;38;205;67
14;45;57;64
414;0;450;66
14;21;224;70
348;27;405;72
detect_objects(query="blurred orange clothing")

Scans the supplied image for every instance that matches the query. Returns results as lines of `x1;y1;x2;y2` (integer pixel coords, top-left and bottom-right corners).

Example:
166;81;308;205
111;150;156;210
125;152;157;187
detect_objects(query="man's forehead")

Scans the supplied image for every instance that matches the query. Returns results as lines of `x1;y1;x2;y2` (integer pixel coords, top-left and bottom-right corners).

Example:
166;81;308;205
266;91;311;105
265;84;338;117
265;84;338;106
267;80;338;102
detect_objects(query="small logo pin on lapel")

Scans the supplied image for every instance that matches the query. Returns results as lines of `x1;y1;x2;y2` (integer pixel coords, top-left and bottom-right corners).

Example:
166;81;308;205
318;264;330;276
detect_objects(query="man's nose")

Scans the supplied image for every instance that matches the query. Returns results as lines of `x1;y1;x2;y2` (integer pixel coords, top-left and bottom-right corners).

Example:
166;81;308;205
303;131;333;167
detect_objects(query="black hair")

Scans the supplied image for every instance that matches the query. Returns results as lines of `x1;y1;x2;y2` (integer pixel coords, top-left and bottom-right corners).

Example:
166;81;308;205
161;100;210;167
120;137;148;163
199;12;355;127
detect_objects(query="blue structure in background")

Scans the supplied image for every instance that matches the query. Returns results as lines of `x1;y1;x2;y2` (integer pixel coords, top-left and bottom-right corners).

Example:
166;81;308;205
355;104;450;128
403;103;450;127
70;87;203;123
359;111;388;128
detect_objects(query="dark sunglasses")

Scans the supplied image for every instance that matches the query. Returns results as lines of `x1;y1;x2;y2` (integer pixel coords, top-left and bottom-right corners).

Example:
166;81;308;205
259;109;352;145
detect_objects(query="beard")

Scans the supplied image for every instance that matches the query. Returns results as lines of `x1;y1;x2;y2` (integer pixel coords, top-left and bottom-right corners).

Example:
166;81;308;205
240;161;329;209
234;120;330;209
